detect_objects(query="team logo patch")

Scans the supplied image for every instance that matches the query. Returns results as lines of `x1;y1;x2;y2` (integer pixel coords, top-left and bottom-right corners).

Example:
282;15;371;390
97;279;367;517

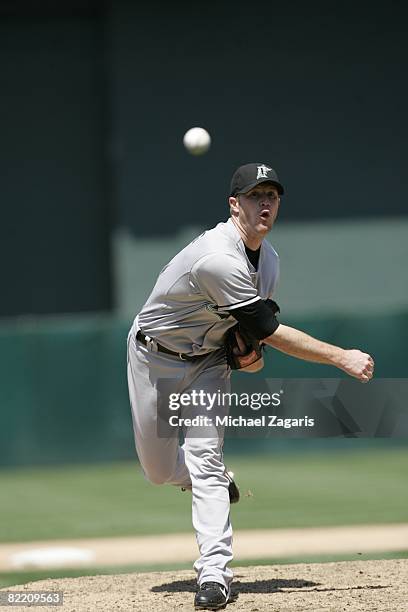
257;164;272;179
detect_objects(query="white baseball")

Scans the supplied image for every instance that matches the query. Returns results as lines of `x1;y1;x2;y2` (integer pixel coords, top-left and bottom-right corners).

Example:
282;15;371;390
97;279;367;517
183;127;211;156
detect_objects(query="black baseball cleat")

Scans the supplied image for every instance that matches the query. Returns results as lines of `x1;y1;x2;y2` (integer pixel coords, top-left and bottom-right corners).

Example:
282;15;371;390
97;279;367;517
194;581;230;610
226;470;240;504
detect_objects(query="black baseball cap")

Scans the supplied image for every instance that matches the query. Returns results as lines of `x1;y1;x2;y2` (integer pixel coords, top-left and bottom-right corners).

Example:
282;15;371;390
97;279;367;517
230;163;284;196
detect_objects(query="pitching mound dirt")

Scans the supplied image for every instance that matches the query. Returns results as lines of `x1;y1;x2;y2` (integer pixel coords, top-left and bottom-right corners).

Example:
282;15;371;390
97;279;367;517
4;558;406;611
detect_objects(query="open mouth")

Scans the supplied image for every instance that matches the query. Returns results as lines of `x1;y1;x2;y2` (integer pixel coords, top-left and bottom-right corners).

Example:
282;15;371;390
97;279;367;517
259;210;271;220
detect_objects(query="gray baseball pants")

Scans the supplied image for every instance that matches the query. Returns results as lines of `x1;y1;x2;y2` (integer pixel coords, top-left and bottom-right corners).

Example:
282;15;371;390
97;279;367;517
127;327;233;589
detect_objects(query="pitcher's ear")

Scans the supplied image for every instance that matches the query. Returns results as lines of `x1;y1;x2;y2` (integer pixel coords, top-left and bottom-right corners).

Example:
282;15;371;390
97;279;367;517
229;196;239;215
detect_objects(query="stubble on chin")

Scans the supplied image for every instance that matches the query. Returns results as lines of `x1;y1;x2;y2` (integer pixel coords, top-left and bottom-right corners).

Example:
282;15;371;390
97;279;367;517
254;219;273;236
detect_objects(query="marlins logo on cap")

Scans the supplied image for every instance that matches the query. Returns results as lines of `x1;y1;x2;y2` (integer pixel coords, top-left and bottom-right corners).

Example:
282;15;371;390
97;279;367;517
230;163;284;196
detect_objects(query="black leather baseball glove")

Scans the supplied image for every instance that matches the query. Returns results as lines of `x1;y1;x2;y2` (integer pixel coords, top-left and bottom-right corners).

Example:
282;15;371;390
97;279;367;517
225;299;280;373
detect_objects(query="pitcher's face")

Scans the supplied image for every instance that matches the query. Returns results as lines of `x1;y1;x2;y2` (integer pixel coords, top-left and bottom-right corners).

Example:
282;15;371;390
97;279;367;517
229;182;280;238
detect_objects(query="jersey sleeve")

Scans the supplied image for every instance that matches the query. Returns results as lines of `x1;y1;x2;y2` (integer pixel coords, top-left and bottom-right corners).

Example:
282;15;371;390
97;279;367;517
190;253;260;311
231;299;280;340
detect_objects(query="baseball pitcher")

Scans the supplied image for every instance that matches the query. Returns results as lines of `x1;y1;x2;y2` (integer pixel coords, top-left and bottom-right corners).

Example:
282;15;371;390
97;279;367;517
127;163;374;610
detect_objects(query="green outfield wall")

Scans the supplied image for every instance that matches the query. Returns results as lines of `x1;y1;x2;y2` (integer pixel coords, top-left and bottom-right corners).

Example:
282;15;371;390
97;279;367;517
113;217;408;319
1;312;407;467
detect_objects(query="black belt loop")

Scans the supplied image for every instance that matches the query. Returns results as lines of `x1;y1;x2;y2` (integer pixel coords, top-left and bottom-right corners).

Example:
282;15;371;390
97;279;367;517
136;330;200;362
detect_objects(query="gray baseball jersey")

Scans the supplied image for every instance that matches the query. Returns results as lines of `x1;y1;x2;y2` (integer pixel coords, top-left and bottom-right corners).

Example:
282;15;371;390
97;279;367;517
134;217;279;355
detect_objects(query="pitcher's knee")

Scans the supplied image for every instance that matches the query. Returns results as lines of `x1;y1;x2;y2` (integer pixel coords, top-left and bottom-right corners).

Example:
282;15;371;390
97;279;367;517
184;443;224;476
185;440;223;463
